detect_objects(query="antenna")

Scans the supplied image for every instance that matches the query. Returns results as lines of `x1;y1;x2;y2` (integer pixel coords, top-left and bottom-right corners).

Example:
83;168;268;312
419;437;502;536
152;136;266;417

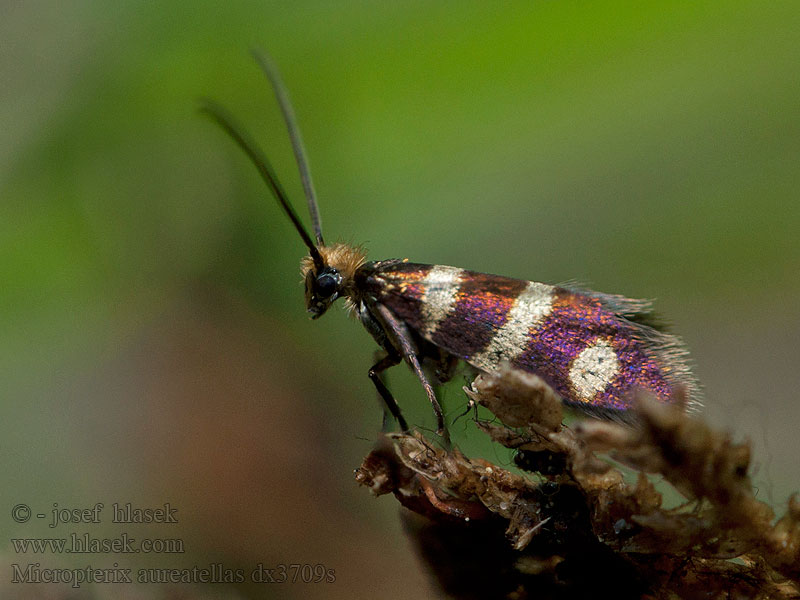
200;97;324;270
251;49;325;247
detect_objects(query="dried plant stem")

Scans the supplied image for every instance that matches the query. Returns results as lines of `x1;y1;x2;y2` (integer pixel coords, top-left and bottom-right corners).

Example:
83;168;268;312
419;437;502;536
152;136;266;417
356;367;800;599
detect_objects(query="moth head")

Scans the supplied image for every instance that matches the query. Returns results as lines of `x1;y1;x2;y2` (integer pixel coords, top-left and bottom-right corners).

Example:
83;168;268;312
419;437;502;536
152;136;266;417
304;265;342;318
301;243;366;319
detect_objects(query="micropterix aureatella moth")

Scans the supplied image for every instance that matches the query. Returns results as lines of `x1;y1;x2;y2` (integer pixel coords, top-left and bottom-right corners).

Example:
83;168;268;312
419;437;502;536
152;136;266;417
201;51;702;443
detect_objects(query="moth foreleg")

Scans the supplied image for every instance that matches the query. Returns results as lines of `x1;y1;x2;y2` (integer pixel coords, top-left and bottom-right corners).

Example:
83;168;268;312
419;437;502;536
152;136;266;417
374;304;449;444
368;351;409;432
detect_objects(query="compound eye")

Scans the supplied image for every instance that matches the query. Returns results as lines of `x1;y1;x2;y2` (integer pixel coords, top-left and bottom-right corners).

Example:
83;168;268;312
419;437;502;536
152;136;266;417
315;273;338;298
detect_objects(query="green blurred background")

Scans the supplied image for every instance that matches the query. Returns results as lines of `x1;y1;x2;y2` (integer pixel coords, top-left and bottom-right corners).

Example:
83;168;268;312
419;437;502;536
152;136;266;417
2;1;799;598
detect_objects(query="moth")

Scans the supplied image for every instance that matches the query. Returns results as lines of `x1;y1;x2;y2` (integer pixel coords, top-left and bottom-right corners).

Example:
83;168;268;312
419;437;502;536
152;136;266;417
202;52;701;441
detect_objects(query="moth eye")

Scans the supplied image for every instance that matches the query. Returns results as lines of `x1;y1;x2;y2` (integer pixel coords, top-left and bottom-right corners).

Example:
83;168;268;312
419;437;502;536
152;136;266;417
316;273;338;298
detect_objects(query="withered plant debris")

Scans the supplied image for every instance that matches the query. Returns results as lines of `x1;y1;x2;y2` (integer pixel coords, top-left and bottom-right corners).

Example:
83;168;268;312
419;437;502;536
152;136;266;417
355;365;800;599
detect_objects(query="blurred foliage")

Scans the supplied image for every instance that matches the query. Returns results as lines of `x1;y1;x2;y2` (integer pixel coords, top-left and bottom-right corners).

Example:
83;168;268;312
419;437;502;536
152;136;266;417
1;1;799;598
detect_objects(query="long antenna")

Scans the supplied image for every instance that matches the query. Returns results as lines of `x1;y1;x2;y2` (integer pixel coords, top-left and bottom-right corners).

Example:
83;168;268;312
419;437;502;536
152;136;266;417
200;97;324;270
251;49;325;247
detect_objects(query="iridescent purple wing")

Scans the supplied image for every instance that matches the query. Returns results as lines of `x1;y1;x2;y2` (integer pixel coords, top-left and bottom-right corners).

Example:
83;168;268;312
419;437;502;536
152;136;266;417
364;262;700;417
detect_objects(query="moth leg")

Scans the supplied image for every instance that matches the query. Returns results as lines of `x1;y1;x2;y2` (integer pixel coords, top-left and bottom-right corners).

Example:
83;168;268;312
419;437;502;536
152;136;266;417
368;351;409;432
371;350;393;432
434;351;459;384
374;304;449;445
